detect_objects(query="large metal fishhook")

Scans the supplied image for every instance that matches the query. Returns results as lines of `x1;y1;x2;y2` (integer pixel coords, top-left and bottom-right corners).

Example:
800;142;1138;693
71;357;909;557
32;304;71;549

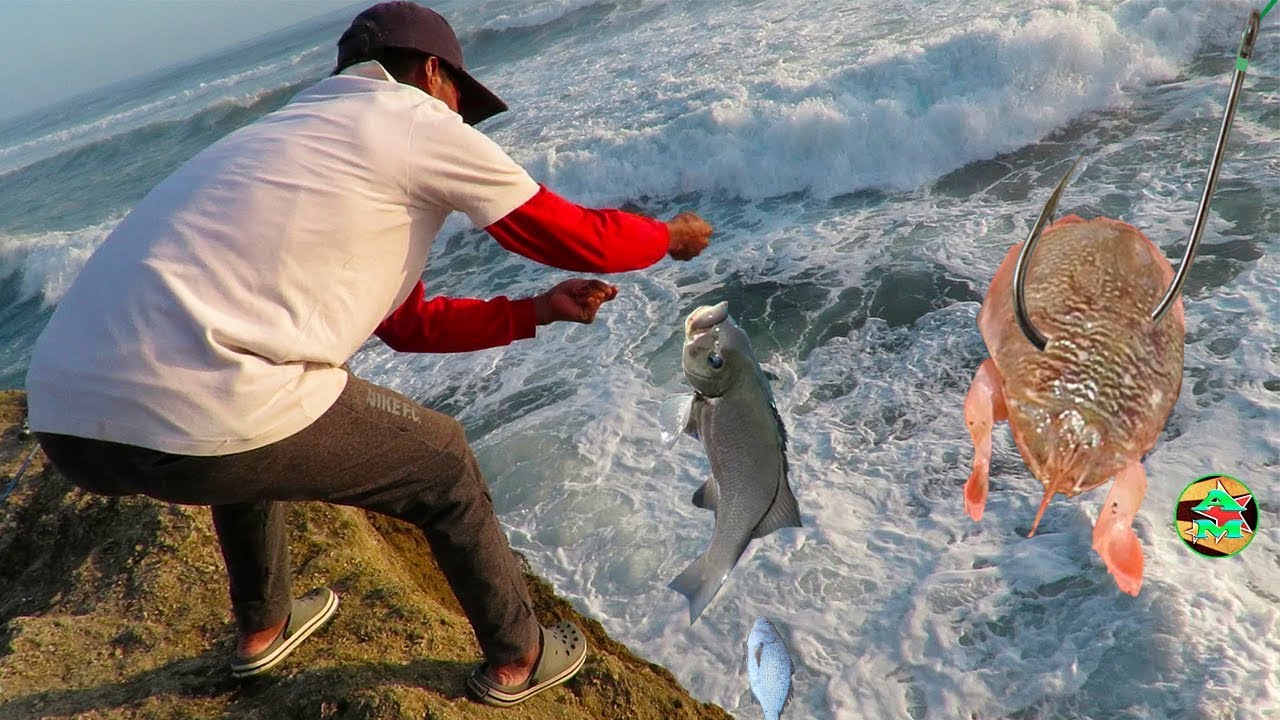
1013;9;1261;350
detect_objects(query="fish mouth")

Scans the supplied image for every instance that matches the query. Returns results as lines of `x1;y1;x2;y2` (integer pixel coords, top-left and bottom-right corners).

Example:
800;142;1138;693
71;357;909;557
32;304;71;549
685;302;729;340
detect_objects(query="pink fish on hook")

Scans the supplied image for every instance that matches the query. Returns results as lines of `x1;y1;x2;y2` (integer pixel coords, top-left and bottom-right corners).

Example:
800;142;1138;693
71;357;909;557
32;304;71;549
963;162;1185;596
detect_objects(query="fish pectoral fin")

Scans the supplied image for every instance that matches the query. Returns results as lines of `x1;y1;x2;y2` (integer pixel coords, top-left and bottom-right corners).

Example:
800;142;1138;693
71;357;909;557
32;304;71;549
750;480;803;540
692;477;720;511
658;394;700;448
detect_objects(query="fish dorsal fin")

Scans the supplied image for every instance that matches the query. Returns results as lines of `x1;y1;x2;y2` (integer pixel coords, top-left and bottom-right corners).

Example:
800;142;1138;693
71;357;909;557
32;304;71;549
772;400;790;479
750;355;790;472
692;477;719;511
750;476;803;540
749;396;798;540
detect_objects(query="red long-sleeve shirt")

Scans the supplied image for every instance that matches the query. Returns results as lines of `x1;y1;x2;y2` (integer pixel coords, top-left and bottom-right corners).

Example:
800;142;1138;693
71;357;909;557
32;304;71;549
374;185;668;353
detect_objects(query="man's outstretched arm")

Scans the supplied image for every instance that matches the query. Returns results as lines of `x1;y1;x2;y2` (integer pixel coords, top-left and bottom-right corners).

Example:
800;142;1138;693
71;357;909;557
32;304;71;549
375;279;618;354
484;185;710;273
406;119;713;273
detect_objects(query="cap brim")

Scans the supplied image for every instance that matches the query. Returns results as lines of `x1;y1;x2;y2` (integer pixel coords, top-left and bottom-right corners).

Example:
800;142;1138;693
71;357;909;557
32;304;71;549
447;65;507;126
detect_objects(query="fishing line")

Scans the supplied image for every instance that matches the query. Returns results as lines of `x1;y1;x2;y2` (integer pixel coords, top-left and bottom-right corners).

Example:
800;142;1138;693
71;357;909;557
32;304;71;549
0;416;39;505
1151;7;1261;323
0;443;40;504
1014;8;1265;347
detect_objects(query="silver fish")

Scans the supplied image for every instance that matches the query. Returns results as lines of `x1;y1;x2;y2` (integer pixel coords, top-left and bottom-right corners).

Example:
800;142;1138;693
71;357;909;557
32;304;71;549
660;301;802;623
746;616;793;720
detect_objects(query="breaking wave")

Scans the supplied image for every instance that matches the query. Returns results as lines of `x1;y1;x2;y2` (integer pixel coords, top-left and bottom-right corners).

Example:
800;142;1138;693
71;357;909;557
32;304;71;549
501;0;1252;203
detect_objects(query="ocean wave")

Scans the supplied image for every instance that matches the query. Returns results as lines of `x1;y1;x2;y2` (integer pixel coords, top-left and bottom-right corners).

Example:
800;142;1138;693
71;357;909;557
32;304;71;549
0;81;311;238
504;0;1252;204
0;217;121;309
473;0;618;33
0;48;330;178
0;0;646;179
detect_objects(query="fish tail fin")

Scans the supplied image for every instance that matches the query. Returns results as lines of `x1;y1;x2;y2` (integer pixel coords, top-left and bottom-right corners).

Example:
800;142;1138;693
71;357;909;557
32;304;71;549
668;552;730;624
1028;484;1054;538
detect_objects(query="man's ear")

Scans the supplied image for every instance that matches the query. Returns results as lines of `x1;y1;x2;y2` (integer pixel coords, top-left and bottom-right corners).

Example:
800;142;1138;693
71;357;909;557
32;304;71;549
422;56;441;86
402;56;432;91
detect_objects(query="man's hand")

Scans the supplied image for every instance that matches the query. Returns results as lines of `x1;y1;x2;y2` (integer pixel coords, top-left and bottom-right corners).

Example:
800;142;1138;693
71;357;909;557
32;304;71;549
666;212;713;261
533;279;620;325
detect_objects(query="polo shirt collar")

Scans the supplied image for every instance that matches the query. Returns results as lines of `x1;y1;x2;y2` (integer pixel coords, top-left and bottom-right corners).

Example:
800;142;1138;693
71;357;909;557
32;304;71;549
338;60;396;83
317;59;455;118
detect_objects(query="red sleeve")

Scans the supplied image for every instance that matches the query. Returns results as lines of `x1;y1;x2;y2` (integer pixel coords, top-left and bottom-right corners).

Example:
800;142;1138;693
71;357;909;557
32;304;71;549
483;185;669;273
374;280;538;353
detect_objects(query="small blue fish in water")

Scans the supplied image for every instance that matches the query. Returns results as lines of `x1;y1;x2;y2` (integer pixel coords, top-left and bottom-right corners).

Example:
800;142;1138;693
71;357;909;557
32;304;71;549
746;616;793;720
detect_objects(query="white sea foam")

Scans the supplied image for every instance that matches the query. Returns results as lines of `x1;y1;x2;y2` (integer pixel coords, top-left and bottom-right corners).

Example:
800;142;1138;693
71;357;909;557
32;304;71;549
0;217;121;308
472;0;619;33
354;155;1278;719
480;0;1254;205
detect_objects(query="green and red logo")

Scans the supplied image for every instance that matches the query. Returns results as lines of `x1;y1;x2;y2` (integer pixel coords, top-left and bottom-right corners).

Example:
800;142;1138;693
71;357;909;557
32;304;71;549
1175;474;1258;558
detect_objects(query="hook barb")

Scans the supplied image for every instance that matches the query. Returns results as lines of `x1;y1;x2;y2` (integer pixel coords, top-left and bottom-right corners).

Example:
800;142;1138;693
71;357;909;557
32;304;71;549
1012;154;1084;351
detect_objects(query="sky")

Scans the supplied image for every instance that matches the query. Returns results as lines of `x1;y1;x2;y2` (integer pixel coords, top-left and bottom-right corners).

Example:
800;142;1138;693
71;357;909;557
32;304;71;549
0;0;364;121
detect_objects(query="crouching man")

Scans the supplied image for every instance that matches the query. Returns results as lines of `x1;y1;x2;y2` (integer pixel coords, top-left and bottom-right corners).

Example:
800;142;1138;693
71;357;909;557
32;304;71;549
25;1;712;708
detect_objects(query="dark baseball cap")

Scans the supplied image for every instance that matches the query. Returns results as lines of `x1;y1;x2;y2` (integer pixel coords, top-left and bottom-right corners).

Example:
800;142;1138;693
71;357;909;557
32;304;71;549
336;2;507;125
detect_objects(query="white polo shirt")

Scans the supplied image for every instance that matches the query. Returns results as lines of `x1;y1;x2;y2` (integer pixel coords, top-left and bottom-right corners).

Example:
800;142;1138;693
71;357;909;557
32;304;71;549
25;62;539;456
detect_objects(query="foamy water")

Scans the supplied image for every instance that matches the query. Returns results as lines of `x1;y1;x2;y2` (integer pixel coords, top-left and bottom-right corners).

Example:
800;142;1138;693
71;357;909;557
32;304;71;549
2;1;1277;718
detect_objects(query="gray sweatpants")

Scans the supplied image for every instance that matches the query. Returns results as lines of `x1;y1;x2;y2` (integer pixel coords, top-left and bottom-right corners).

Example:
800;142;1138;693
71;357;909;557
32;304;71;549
35;372;541;667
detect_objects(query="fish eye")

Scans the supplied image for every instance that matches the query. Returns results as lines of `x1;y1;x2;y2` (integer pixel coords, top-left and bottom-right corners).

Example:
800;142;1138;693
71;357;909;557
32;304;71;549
707;352;724;369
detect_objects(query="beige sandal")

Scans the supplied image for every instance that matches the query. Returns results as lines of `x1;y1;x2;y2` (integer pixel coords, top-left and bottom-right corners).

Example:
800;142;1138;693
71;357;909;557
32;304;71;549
230;587;339;678
465;622;587;707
